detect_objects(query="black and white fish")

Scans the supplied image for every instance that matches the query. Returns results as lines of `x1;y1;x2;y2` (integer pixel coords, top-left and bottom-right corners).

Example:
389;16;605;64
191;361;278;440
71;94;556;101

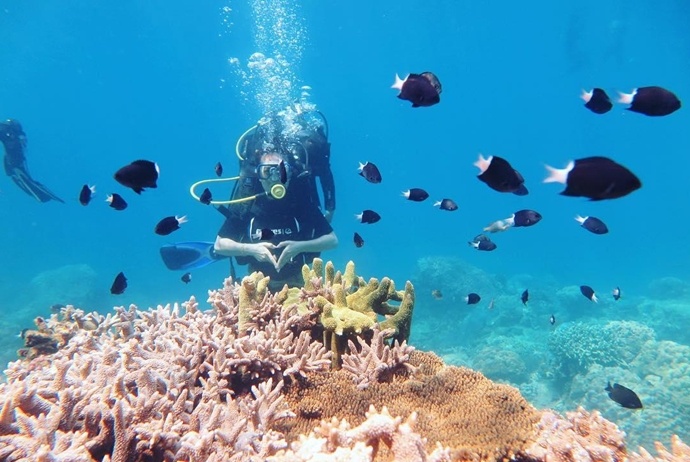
521;289;529;305
252;228;275;241
391;72;442;107
214;162;223;177
465;293;481;305
110;271;128;295
580;285;597;302
505;210;542;228
434;198;458;211
402;188;429;202
612;287;621;301
469;234;497;251
474;154;526;194
358;161;382;184
605;381;643;409
106;193;128;211
353;232;365;248
199;188;212;205
618;86;681;117
79;184;96;206
114;160;159;194
581;88;613;114
575;215;609;234
549;314;556;326
431;289;443;300
355;210;381;224
544;156;641;200
181;272;192;284
155;215;188;236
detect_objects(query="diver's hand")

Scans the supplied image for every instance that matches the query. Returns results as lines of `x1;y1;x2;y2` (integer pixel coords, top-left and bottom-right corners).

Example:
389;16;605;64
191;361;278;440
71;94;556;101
274;240;307;272
243;242;278;266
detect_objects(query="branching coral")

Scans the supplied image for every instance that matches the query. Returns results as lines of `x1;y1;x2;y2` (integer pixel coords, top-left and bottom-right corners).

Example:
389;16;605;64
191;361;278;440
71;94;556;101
341;327;416;389
0;286;331;461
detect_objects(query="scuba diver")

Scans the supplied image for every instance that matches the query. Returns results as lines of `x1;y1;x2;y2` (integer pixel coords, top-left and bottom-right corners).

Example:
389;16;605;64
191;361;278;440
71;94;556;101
160;103;337;291
0;119;64;203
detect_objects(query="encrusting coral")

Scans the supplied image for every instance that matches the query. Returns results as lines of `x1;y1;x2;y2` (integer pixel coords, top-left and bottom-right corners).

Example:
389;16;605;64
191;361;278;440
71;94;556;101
0;261;685;461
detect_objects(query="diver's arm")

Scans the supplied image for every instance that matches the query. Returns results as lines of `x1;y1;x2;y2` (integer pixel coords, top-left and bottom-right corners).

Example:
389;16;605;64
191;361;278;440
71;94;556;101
214;235;278;265
274;231;338;271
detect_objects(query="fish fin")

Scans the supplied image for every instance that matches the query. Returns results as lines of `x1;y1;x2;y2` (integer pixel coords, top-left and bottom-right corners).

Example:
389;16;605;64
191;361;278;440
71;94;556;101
617;90;635;104
391;73;406;90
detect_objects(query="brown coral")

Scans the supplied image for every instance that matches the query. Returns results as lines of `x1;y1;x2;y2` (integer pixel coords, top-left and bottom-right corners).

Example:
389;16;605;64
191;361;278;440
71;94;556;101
278;350;542;461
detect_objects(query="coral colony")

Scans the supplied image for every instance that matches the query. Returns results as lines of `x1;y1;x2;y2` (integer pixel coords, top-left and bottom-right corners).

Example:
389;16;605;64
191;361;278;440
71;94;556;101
0;260;688;461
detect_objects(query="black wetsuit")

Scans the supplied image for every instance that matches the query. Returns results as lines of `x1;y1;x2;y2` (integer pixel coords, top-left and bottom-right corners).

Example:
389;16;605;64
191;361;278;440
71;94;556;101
217;178;333;291
0;119;63;203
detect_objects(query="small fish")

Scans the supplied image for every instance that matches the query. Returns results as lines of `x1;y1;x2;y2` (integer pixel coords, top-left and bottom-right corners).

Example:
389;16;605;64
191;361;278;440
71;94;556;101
434;198;458;211
580;285;598;303
106;193;128;211
505;209;542;228
79;184;96;206
114;160;160;194
214;162;223;177
402;188;429;202
110;271;128;295
358;161;382;184
618;86;681;117
474;154;526;195
431;289;443;300
391;72;442;108
155;215;188;236
199;188;213;205
575;215;609;234
544;157;641;201
252;228;275;241
181;272;192;284
521;289;529;305
353;232;364;248
355;210;381;224
605;381;643;409
278;160;288;184
465;293;481;305
612;287;621;301
17;328;29;339
549;314;556;325
50;303;66;314
581;88;613;114
487;298;495;310
469;234;497;251
484;219;511;233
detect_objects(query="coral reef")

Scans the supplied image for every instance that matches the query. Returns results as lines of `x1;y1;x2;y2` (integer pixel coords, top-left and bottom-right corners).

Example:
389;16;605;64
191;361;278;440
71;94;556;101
284;259;415;368
548;320;655;374
0;264;685;461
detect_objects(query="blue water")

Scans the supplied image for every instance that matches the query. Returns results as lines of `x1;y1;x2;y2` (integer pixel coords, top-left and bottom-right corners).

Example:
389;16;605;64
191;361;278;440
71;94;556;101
1;0;689;452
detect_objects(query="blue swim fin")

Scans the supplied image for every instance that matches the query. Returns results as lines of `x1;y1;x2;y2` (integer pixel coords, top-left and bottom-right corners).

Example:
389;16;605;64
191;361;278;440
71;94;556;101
159;241;227;271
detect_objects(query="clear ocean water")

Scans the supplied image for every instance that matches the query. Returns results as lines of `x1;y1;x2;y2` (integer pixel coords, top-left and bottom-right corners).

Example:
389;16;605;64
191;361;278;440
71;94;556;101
1;0;688;451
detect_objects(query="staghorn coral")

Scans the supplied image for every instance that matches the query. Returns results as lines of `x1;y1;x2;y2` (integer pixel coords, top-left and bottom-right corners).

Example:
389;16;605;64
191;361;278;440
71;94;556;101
268;405;452;462
630;435;690;462
524;407;627;461
0;285;331;461
341;327;416;389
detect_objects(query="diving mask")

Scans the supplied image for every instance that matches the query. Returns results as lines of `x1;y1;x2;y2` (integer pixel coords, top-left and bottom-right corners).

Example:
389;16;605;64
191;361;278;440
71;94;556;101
257;160;289;199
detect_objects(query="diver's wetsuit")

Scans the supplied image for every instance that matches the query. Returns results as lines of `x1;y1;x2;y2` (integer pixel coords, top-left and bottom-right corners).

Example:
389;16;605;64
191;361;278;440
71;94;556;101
217;177;333;291
0;119;63;203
